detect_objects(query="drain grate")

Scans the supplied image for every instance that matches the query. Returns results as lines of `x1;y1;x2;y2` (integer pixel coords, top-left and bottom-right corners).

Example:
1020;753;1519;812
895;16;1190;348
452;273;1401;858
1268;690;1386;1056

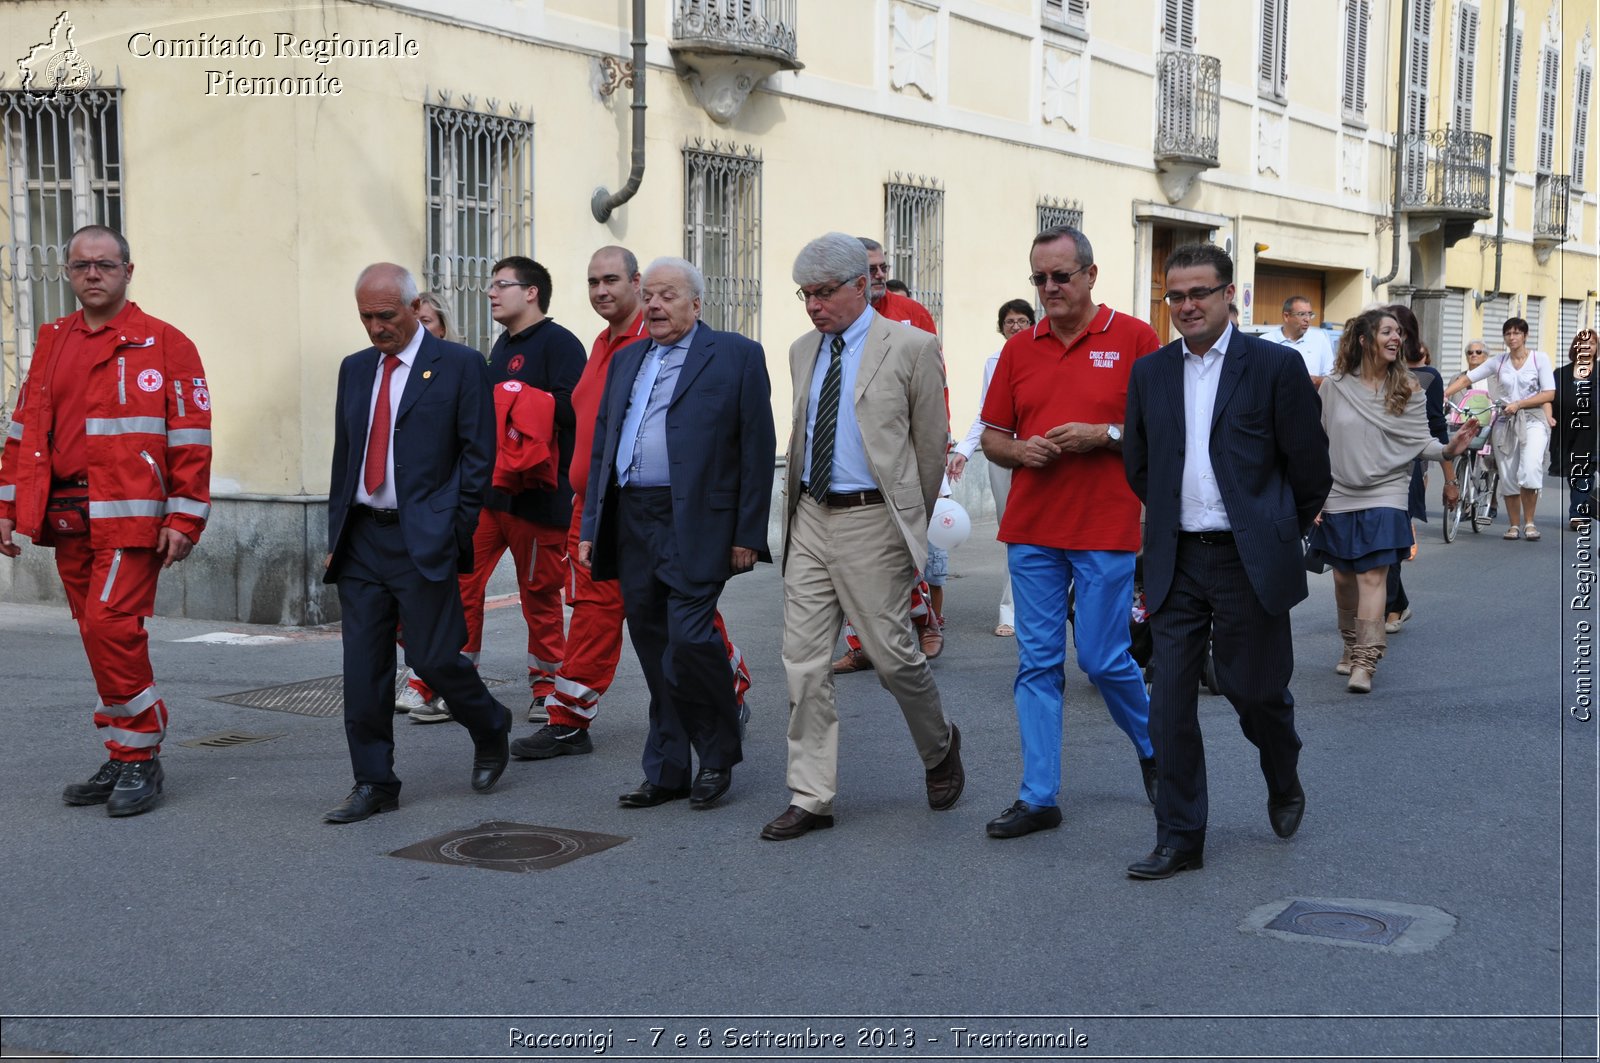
390;821;628;873
1264;900;1413;945
212;673;511;717
1243;896;1456;954
179;730;286;749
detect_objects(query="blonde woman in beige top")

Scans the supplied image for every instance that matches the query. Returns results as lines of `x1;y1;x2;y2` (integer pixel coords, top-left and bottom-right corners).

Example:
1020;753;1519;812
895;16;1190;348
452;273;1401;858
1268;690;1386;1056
1305;309;1477;693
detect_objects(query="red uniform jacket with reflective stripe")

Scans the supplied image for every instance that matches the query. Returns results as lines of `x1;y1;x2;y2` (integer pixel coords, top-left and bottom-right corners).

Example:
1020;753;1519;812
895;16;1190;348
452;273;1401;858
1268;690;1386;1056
0;303;212;547
491;380;557;494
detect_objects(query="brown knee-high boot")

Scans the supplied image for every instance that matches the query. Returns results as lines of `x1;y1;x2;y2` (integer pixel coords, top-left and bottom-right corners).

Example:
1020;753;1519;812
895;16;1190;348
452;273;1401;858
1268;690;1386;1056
1334;580;1359;676
1348;617;1387;693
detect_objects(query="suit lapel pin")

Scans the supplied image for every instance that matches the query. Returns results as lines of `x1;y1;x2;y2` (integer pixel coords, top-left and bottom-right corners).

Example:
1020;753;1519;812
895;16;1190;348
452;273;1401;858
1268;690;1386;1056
423;370;432;379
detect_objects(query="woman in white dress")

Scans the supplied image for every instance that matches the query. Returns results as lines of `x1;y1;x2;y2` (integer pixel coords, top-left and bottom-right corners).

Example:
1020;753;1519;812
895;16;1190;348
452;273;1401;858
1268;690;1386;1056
948;298;1034;636
1444;317;1556;541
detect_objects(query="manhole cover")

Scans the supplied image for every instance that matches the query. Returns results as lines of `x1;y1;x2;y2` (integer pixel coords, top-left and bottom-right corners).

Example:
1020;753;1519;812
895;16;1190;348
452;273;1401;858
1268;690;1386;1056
1264;900;1413;945
178;730;286;749
1243;897;1456;954
212;673;510;717
390;821;628;873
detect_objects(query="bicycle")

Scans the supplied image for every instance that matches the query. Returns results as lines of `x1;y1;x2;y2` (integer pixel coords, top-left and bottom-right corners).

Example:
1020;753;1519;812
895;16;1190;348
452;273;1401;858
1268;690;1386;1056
1442;392;1504;542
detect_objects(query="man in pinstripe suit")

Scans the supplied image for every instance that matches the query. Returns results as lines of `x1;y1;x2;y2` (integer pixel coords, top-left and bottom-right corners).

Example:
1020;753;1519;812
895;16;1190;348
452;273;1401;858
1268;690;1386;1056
1123;243;1330;879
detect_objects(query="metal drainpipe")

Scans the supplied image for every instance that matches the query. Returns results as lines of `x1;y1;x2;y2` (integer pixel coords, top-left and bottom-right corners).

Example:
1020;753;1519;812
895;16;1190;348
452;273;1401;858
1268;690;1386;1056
592;0;648;223
1373;0;1409;291
1486;0;1517;298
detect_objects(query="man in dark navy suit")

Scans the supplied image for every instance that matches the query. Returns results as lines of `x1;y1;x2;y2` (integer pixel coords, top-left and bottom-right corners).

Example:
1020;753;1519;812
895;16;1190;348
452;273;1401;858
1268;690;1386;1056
322;263;513;823
578;257;775;811
1123;243;1330;877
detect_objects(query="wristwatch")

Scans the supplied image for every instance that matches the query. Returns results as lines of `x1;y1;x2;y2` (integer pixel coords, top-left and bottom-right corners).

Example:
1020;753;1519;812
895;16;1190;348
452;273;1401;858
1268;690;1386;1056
1106;423;1123;445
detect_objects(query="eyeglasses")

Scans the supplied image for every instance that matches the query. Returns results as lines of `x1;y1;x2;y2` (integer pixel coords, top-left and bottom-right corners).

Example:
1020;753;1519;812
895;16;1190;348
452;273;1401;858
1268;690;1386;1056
867;263;890;276
1028;266;1090;288
1289;310;1316;319
66;259;124;275
488;279;531;291
1162;283;1229;307
796;282;849;302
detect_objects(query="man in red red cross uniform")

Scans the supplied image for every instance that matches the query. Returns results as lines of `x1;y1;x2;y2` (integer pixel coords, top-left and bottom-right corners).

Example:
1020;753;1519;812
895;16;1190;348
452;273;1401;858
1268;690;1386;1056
0;225;212;817
511;245;751;761
831;237;946;673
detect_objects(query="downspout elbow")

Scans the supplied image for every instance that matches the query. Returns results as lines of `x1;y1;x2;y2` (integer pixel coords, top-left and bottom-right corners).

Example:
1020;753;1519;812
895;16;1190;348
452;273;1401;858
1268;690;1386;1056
592;0;648;223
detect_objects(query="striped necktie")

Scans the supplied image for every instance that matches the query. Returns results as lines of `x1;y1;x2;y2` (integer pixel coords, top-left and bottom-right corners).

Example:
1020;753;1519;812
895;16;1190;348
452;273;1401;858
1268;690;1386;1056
808;335;846;502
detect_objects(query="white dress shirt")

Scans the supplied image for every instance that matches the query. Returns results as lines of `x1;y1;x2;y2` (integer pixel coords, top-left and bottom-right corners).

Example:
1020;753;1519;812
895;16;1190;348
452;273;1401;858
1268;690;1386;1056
1261;324;1334;379
1179;323;1232;532
355;324;424;509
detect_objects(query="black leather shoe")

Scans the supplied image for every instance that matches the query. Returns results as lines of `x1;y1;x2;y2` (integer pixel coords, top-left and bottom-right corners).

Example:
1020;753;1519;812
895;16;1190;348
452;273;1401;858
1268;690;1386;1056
985;800;1063;838
1139;756;1158;805
1126;845;1204;879
471;728;511;793
760;804;834;840
618;780;690;808
689;768;732;809
324;784;398;823
1268;781;1306;838
63;760;122;806
106;758;164;817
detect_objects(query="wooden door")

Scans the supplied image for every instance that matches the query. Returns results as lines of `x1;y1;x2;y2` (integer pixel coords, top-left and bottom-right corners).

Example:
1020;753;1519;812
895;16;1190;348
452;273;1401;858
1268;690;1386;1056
1253;266;1328;333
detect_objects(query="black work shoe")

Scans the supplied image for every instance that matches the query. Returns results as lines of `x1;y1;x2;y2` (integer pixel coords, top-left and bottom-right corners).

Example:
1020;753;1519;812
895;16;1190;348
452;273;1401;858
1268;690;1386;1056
1127;844;1204;879
1139;756;1159;805
63;760;123;806
985;800;1063;838
511;724;593;760
106;758;165;817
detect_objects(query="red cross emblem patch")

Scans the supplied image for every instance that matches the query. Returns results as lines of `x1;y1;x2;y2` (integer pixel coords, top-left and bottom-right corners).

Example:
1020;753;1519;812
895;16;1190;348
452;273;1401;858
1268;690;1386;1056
137;369;163;392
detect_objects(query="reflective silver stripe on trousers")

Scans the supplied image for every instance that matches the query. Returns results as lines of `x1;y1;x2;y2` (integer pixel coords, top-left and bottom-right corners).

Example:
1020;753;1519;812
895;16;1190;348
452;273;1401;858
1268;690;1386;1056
166;429;212;447
0;485;14;501
5;421;22;441
100;548;123;602
104;726;163;749
89;499;163;518
165;496;210;518
528;654;562;672
98;685;161;718
86;416;166;436
552;676;603;703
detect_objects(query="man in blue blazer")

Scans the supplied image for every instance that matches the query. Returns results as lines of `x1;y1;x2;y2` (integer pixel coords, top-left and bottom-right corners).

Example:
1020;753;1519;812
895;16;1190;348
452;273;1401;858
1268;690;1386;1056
578;257;775;810
1123;243;1330;878
322;263;513;823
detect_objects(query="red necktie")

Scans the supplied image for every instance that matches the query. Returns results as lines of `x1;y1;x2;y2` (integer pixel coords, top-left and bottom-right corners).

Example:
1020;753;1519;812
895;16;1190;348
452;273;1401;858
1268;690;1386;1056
363;355;401;495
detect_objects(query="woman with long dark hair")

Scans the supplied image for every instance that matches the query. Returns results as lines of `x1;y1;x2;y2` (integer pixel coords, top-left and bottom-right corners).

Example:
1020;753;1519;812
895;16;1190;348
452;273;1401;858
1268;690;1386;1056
1380;304;1451;633
1306;309;1477;693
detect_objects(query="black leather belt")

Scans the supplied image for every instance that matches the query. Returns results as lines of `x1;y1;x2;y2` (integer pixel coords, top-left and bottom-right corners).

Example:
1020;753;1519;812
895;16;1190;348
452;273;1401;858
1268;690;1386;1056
52;478;89;489
1179;529;1234;545
355;504;400;526
805;486;885;508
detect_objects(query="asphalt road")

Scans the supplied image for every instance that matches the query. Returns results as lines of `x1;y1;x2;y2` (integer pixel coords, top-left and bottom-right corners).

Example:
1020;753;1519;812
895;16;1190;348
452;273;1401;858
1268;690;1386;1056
0;482;1594;1062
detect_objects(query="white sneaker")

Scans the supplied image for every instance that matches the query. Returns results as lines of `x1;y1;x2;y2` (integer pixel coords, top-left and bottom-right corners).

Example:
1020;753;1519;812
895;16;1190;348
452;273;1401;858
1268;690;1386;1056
408;697;451;724
395;668;427;711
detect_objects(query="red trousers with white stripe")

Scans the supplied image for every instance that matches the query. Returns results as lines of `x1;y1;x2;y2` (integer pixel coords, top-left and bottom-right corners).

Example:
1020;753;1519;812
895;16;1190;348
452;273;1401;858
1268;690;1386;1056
52;537;168;761
550;502;750;730
457;508;567;698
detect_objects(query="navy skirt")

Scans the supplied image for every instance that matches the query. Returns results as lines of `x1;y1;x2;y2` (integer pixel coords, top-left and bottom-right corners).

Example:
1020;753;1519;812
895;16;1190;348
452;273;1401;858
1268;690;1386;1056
1306;507;1412;573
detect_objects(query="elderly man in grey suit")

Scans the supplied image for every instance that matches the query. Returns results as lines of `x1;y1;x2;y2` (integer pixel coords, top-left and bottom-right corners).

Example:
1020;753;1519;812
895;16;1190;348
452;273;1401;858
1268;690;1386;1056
763;232;965;841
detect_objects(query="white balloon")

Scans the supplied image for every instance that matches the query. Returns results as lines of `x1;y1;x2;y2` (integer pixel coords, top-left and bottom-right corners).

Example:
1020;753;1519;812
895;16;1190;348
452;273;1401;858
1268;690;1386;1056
927;498;972;549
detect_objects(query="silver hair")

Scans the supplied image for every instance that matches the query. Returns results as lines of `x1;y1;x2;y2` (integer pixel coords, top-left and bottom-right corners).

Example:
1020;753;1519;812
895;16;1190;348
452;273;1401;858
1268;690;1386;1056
642;256;704;300
856;236;883;254
795;232;870;287
1465;337;1488;351
355;262;419;302
1032;225;1094;268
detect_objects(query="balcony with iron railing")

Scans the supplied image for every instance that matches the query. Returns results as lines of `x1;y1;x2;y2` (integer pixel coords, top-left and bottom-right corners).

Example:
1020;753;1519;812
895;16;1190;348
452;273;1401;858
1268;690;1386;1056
1398;129;1492;246
671;0;802;124
1153;50;1220;202
1533;173;1574;263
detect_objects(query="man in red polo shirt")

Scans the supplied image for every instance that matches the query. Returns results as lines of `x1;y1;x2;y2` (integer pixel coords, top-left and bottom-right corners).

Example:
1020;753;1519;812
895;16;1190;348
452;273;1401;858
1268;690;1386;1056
832;238;944;671
978;225;1159;840
511;245;750;760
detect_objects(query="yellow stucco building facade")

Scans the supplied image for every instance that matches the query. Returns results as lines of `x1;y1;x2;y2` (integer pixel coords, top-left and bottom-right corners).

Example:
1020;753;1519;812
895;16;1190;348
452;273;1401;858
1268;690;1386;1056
1;0;1593;621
